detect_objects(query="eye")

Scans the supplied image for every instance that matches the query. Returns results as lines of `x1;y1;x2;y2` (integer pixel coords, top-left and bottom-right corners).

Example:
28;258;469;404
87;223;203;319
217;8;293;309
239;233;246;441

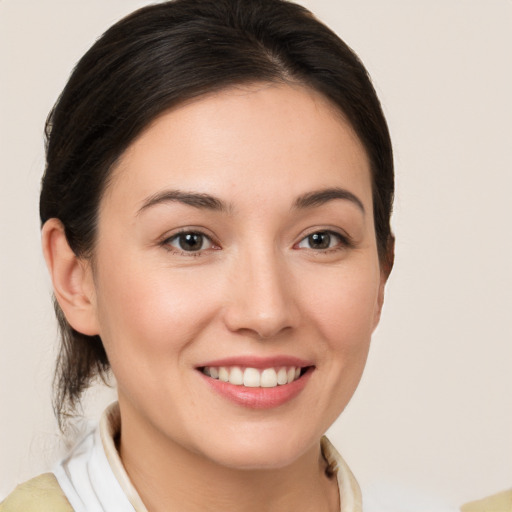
166;231;214;252
296;231;345;250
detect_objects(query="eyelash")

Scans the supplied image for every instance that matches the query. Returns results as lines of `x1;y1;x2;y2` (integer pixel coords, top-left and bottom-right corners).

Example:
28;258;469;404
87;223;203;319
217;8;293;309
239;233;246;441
160;230;219;257
160;229;352;256
294;230;353;253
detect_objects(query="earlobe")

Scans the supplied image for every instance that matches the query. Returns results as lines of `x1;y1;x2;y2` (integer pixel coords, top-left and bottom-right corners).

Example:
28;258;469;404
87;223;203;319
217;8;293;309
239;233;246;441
41;218;100;336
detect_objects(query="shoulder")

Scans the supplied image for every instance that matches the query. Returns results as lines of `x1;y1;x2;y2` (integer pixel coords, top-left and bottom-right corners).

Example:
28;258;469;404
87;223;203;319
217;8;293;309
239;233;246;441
0;473;73;512
460;489;512;512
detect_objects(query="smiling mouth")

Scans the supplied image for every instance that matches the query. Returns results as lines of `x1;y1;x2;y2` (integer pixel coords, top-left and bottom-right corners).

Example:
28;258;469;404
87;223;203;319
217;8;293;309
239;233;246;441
200;366;310;388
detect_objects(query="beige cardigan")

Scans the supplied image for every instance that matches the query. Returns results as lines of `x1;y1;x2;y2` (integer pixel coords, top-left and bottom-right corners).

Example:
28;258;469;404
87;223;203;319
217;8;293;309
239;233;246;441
0;473;72;512
1;402;508;511
2;474;511;512
2;471;511;511
0;403;361;511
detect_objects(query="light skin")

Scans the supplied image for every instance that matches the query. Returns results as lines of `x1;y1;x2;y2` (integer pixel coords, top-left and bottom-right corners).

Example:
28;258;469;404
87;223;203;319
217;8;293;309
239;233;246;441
43;83;389;511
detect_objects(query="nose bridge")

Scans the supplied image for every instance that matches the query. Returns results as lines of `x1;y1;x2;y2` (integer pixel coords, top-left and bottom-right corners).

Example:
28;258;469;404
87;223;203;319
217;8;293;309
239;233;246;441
224;242;296;338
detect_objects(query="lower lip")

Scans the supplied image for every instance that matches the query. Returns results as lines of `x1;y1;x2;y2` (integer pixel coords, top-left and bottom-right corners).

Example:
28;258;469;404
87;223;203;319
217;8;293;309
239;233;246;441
199;368;313;409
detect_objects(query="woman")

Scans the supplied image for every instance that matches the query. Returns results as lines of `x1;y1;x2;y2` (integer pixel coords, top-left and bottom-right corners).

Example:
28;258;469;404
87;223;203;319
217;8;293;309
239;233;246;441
1;0;394;510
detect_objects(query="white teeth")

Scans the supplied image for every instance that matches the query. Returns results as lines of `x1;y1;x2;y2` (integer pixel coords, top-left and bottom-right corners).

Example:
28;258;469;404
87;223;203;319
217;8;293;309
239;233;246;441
218;367;229;382
243;368;260;387
261;368;278;387
203;365;305;388
228;366;243;385
277;367;288;385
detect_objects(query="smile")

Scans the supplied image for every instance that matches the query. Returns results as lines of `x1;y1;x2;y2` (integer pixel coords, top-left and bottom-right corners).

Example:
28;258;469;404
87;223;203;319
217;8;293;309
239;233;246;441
197;357;314;408
201;366;303;388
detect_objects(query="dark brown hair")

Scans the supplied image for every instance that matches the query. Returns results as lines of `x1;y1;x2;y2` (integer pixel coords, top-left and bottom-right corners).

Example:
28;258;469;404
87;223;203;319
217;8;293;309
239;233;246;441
40;0;394;428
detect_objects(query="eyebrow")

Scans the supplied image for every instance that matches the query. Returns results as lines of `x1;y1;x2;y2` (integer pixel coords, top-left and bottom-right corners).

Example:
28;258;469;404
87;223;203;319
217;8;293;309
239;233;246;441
137;186;365;216
137;190;229;216
294;187;365;214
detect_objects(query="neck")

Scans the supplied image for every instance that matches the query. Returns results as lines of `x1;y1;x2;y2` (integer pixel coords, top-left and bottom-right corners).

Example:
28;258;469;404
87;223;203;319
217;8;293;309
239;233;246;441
117;403;339;512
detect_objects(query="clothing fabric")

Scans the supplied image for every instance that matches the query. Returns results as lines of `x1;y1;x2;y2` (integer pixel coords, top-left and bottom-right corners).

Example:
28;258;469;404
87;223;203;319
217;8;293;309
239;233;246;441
2;474;508;512
460;489;512;512
0;473;72;512
54;402;362;512
2;402;482;511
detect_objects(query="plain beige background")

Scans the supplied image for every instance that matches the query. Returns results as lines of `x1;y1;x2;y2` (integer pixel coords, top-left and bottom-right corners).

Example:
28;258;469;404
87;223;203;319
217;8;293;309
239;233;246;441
1;0;511;507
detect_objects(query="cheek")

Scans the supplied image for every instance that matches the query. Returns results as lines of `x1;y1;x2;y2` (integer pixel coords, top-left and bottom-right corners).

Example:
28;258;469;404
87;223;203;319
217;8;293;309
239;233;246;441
300;260;381;354
93;259;221;365
292;260;381;428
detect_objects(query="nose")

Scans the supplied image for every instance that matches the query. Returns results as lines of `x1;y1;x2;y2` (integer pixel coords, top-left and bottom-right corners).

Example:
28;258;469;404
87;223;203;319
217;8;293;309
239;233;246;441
222;247;299;339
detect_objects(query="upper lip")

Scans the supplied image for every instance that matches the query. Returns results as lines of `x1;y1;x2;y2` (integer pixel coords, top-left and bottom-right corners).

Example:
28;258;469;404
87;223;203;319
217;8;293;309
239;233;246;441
196;355;314;369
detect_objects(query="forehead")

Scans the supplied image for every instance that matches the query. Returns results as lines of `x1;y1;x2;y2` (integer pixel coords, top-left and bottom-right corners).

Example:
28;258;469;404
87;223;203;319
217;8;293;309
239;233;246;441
103;83;372;213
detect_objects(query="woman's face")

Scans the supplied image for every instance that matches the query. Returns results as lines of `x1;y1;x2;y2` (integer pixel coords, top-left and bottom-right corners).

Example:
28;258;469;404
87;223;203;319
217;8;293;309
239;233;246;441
87;83;386;469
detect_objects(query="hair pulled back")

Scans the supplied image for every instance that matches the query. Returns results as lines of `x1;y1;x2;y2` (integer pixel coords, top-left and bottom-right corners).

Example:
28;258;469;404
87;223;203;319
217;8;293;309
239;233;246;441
40;0;394;428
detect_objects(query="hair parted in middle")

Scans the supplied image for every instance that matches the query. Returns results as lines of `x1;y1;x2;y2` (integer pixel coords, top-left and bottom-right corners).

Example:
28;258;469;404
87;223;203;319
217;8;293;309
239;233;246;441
40;0;394;428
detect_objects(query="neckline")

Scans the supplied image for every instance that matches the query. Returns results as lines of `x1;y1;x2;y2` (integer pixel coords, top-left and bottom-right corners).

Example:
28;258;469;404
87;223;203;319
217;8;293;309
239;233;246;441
99;402;362;512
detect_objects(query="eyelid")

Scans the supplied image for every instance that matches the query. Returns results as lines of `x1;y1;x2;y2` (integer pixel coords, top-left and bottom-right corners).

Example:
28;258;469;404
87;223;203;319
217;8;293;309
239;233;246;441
159;227;221;255
294;228;354;251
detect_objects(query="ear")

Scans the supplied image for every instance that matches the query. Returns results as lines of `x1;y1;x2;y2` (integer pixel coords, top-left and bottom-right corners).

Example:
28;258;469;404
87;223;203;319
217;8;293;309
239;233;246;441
373;236;395;330
41;218;100;336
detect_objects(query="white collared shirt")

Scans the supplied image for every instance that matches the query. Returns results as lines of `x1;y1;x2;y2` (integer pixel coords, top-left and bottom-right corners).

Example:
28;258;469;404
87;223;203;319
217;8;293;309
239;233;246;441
53;402;458;512
53;402;363;512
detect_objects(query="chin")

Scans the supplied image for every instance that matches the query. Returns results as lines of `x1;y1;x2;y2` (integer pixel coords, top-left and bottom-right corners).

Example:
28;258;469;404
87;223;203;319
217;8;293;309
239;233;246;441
196;427;319;471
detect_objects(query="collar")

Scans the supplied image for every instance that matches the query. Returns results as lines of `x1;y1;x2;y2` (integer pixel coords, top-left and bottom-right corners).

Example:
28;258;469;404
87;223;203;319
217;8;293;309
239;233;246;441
100;403;149;511
57;401;362;512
